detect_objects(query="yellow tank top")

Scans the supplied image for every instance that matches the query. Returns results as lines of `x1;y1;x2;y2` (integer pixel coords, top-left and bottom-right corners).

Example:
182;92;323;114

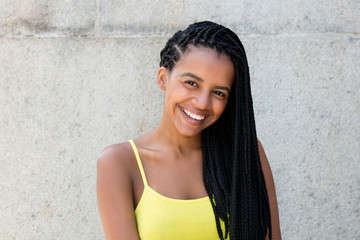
129;140;229;240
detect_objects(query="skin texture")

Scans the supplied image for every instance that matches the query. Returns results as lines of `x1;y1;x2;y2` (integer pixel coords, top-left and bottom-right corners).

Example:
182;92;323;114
97;46;281;239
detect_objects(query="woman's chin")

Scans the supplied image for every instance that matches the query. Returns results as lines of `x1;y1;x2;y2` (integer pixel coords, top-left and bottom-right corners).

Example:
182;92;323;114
175;125;203;138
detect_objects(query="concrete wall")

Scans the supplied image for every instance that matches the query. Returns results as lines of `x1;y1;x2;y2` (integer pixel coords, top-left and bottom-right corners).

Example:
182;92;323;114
0;0;359;239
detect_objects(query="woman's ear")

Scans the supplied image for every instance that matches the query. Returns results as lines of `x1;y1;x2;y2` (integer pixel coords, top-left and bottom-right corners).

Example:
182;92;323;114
157;67;168;91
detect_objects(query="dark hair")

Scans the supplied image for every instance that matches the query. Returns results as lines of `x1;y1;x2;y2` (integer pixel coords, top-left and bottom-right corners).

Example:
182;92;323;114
159;21;271;240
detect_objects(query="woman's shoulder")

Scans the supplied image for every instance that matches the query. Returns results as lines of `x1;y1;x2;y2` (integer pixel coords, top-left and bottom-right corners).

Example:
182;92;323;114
257;139;282;239
98;141;132;160
257;139;271;172
96;141;142;239
97;141;137;178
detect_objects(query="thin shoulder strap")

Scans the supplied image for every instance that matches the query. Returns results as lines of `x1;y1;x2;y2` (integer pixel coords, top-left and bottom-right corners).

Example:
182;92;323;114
128;140;148;186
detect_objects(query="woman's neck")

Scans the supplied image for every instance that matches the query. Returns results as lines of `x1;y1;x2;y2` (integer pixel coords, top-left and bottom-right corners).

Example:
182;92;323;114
149;118;202;154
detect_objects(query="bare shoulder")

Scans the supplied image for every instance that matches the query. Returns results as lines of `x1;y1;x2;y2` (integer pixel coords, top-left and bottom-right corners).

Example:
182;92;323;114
257;139;271;175
96;141;136;203
98;142;134;163
257;139;282;240
96;141;137;198
97;142;134;173
96;141;140;240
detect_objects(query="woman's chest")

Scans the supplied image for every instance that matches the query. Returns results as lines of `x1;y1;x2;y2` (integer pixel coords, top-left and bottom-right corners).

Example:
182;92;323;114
135;189;226;240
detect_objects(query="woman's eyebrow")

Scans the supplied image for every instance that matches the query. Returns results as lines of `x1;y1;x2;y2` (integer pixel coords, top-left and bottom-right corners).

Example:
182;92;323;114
215;86;230;93
179;72;203;82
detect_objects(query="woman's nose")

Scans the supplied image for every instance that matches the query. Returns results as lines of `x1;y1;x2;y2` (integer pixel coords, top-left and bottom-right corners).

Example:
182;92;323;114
192;91;211;109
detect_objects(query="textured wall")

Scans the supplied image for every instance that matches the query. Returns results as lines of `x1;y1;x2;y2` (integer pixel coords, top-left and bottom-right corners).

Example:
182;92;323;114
0;0;359;239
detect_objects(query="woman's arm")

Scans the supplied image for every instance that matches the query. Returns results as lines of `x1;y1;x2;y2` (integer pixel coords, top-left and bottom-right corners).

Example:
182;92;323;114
258;139;282;240
97;144;140;240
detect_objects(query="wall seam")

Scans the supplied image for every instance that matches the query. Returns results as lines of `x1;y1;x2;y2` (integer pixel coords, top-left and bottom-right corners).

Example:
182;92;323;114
94;0;101;37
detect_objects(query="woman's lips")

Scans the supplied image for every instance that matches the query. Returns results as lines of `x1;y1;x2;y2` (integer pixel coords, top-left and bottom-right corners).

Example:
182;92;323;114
180;107;206;121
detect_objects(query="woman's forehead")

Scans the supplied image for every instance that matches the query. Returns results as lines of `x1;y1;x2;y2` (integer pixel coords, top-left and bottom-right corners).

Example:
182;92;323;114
171;46;235;85
176;45;232;68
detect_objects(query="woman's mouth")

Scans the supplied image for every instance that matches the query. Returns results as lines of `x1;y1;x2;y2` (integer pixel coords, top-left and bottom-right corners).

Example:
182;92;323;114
181;108;206;121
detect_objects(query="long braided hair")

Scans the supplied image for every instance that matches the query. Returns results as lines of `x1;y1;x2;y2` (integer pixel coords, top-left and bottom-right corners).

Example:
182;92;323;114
159;21;271;240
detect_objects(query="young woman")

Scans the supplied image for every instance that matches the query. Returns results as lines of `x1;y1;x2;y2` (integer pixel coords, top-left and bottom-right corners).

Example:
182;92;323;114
97;21;281;240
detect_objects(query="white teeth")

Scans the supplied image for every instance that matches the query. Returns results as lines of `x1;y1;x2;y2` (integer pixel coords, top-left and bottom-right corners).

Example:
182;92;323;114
183;109;205;120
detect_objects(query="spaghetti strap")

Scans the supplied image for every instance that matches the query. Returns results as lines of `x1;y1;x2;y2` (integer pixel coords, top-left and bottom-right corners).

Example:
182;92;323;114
128;140;148;186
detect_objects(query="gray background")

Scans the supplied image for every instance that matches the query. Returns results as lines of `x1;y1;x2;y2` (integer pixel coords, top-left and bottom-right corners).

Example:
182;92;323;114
1;0;359;239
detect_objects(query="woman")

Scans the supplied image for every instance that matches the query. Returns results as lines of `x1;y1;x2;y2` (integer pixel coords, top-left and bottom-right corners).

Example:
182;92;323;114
97;21;281;240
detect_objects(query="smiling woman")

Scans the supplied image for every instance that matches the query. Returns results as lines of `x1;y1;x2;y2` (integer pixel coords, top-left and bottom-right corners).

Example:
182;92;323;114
96;21;281;240
158;45;234;137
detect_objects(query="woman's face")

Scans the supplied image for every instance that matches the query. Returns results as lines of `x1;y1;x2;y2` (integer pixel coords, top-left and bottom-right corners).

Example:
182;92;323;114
158;45;235;137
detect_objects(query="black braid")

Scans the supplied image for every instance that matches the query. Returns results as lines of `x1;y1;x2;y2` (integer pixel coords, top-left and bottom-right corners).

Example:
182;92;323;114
159;21;272;240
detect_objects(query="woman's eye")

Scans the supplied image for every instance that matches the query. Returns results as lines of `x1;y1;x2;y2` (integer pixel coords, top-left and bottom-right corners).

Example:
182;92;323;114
214;91;226;97
186;81;198;87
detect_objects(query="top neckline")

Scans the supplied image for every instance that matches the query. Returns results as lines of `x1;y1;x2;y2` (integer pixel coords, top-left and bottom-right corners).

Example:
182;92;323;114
128;140;209;203
147;185;209;203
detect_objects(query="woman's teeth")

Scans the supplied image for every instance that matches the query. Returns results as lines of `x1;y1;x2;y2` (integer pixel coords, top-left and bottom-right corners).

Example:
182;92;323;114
183;109;205;120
